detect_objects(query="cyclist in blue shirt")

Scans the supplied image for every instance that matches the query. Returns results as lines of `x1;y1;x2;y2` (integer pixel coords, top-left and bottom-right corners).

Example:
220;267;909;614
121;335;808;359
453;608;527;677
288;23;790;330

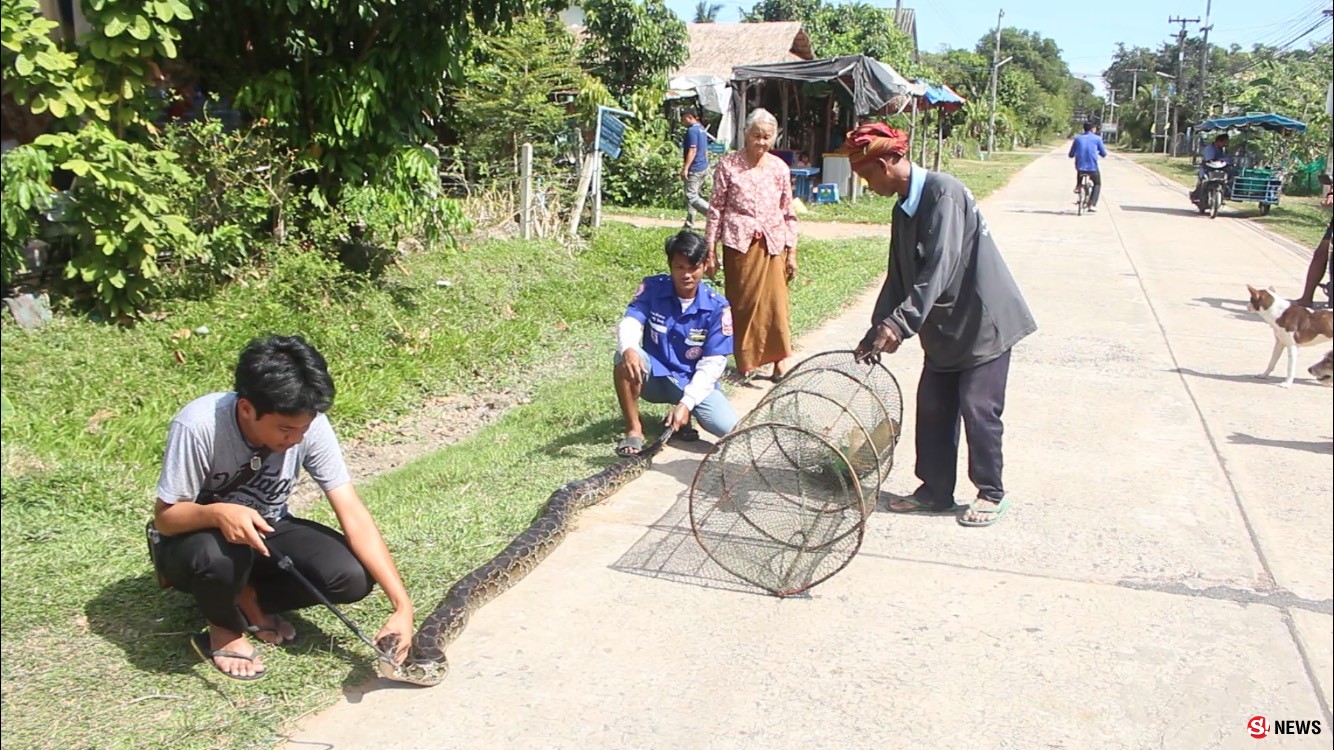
614;231;738;456
681;109;712;229
1068;121;1107;211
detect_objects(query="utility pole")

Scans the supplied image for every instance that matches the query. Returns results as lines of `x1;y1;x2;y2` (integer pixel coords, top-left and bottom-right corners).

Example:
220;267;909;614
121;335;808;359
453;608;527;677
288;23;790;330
986;8;1004;158
1167;15;1198;156
1197;1;1212;120
1126;68;1147;102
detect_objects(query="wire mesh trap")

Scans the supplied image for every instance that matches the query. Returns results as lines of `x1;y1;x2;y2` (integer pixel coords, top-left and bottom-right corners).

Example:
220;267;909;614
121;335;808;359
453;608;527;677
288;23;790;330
689;351;903;596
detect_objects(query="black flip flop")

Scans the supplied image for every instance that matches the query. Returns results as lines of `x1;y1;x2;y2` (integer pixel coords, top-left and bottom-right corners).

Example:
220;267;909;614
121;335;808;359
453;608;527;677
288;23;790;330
615;435;645;457
191;632;266;682
245;613;297;645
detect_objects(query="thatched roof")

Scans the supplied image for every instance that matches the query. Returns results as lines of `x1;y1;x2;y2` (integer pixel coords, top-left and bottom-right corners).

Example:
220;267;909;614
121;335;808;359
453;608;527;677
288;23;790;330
673;22;815;80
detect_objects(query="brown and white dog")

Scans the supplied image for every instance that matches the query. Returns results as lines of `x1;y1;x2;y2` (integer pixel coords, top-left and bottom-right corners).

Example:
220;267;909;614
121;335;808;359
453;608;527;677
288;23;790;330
1309;349;1334;386
1246;285;1334;387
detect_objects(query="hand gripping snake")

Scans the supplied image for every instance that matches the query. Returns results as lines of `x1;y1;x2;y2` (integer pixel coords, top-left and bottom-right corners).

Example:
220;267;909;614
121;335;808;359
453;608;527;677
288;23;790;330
373;428;674;686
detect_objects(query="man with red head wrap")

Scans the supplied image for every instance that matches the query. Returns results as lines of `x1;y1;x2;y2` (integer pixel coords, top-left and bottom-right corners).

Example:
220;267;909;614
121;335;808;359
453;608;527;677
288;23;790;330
838;122;1036;527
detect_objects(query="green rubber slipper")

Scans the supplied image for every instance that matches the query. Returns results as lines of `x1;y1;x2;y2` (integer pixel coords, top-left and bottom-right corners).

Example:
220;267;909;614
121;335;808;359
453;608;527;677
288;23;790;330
957;497;1010;527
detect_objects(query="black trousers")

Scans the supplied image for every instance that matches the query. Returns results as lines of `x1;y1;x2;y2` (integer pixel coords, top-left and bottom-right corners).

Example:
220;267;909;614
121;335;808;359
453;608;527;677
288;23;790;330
914;349;1011;505
157;516;374;633
1077;170;1102;207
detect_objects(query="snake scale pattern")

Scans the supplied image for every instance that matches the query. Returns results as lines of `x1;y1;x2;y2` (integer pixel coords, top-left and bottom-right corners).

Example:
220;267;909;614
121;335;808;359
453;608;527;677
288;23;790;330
374;430;673;686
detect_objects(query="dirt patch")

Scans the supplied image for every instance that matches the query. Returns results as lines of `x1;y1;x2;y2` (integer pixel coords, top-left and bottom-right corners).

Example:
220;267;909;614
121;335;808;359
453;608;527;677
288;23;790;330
288;389;529;513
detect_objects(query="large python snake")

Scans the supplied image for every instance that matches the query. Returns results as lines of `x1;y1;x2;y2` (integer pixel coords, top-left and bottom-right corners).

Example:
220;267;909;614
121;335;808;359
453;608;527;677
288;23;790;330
373;428;674;686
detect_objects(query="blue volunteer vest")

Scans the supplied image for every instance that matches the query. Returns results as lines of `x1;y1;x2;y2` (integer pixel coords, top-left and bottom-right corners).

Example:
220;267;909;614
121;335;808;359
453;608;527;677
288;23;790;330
624;275;734;389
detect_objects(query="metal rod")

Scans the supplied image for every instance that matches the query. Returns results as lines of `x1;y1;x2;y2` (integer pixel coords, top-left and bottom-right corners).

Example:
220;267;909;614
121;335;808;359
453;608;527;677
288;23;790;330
274;554;392;660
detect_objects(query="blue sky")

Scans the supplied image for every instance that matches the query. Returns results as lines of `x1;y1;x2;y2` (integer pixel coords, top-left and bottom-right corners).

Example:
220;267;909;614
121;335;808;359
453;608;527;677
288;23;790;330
664;0;1333;95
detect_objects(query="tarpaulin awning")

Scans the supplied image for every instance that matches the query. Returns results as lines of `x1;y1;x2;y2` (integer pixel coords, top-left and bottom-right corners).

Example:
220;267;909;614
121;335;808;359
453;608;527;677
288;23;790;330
732;55;920;116
914;80;967;112
1195;113;1307;134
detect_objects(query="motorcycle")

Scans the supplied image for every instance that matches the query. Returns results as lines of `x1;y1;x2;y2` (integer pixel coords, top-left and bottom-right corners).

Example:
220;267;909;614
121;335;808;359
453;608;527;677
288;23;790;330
1192;159;1229;218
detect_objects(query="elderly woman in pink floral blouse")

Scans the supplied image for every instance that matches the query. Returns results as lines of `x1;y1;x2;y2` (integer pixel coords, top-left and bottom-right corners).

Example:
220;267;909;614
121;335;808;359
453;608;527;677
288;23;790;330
703;108;799;381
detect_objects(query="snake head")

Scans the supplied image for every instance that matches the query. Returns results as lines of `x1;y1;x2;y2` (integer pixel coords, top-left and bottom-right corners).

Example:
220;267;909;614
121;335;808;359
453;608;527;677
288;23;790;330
373;633;447;687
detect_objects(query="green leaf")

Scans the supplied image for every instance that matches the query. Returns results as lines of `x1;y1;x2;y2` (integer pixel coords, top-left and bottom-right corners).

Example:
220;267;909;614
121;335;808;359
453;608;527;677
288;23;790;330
159;35;176;58
14;54;35;77
108;269;127;288
47;98;67;118
33;49;68;71
104;15;128;37
128;15;152;40
1;392;13;421
153;0;174;21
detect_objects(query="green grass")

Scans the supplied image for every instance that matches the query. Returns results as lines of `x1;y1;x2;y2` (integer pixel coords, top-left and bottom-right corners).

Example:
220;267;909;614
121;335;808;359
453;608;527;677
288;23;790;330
1129;153;1331;248
1;155;1031;749
0;224;887;750
604;151;1041;226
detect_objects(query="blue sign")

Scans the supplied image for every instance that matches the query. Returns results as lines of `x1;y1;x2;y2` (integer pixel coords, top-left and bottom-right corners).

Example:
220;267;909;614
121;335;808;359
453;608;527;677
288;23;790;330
598;109;626;159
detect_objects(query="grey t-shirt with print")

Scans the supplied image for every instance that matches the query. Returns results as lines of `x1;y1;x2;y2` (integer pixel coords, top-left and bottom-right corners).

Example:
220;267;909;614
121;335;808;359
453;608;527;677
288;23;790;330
155;392;351;522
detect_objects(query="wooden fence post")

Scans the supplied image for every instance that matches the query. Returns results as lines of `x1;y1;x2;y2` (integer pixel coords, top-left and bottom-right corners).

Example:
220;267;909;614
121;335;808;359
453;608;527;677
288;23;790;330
519;142;533;240
568;152;596;238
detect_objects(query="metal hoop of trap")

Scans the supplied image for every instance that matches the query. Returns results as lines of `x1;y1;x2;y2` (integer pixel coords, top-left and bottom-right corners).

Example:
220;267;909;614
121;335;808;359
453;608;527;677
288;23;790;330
689;421;867;597
785;350;904;429
688;351;906;597
741;367;899;499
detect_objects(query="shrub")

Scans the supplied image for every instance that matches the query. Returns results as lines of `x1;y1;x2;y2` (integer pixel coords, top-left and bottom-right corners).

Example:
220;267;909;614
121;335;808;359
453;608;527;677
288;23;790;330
0;144;55;286
33;123;201;317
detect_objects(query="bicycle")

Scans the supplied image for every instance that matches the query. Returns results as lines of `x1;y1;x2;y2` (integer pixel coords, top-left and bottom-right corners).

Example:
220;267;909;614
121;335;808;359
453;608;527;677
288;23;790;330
1076;173;1093;216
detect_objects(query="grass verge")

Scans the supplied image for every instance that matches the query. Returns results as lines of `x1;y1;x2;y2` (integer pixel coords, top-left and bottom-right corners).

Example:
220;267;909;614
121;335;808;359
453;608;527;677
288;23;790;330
0;223;885;750
1;153;1035;749
1127;153;1331;248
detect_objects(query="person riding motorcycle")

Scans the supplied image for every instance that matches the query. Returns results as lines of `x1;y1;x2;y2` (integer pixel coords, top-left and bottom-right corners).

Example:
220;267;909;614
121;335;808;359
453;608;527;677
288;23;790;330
1192;133;1230;202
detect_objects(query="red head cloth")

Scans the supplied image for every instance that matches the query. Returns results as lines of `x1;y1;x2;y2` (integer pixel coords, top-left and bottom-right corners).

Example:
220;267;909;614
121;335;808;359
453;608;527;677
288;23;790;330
839;122;910;168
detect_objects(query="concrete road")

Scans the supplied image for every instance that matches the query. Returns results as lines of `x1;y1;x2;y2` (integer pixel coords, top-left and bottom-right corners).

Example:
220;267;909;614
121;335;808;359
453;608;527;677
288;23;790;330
285;149;1333;750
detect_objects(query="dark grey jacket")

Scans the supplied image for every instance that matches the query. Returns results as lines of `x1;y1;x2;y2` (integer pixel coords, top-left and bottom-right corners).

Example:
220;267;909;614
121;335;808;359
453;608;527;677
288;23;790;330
874;170;1036;372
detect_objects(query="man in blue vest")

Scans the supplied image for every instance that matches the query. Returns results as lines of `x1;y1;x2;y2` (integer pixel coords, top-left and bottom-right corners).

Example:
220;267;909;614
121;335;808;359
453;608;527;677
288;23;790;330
614;231;738;456
681;109;712;229
1068;121;1107;211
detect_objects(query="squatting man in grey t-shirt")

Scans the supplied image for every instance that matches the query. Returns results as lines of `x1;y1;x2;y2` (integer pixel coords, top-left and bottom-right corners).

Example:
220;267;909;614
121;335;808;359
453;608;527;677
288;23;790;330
151;335;413;680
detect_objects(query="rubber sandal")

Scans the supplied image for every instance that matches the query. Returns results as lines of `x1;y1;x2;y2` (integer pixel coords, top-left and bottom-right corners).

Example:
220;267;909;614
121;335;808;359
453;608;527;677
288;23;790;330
957;497;1010;527
246;614;297;645
615;435;645;457
887;495;959;515
191;632;266;682
675;425;700;442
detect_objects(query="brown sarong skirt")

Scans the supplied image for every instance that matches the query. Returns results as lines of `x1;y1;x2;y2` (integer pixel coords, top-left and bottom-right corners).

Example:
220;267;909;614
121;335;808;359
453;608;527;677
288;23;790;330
723;236;792;374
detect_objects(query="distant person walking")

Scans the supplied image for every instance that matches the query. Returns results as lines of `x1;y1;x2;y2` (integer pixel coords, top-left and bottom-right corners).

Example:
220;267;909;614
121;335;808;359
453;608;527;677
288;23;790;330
681;109;712;229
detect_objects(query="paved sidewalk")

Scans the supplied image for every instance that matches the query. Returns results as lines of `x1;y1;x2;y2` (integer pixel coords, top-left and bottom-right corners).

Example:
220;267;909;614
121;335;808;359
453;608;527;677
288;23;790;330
286;149;1332;750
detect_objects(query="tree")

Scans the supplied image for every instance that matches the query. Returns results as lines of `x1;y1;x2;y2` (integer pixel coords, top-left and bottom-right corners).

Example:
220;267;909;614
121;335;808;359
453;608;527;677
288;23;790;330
579;0;688;101
177;0;537;194
450;16;608;171
693;1;723;22
744;0;917;75
975;27;1070;97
